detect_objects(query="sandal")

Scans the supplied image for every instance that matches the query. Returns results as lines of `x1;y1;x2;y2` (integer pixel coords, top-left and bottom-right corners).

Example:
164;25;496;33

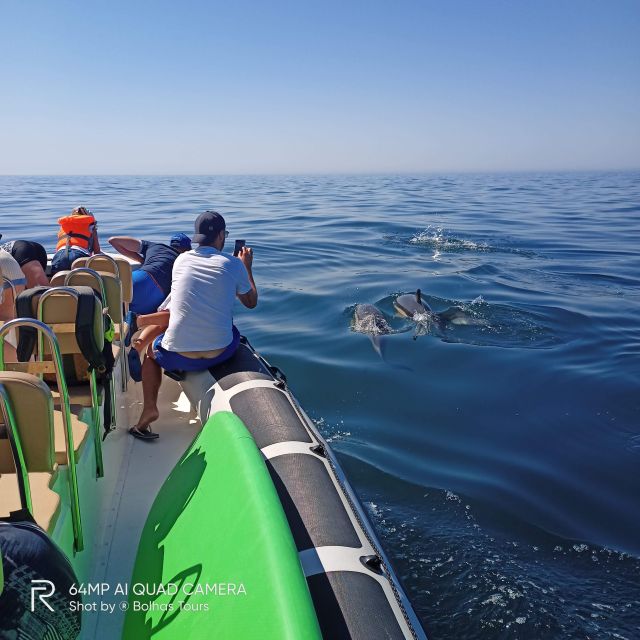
129;426;159;441
128;348;142;382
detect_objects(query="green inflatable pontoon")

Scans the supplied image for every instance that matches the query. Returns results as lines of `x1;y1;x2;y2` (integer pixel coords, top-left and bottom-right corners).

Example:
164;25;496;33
123;412;322;640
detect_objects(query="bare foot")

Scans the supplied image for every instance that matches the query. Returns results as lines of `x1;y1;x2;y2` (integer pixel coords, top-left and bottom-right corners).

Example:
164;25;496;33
135;408;159;429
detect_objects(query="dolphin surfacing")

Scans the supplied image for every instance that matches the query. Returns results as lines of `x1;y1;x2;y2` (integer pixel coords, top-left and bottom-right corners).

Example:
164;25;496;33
394;289;484;328
352;303;391;357
394;289;432;317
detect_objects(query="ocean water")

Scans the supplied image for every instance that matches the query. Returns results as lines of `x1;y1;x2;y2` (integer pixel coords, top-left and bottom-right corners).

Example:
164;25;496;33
1;173;639;639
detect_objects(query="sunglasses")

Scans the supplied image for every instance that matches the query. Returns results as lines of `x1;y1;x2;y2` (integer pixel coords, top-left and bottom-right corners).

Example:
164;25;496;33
224;230;229;238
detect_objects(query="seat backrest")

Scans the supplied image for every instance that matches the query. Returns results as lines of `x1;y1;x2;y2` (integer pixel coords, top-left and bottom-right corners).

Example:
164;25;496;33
73;255;133;304
15;286;105;383
63;270;123;322
0;372;55;473
38;289;105;359
49;271;70;287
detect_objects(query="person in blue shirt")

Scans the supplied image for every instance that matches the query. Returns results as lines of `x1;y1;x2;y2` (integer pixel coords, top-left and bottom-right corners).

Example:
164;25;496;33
108;233;192;314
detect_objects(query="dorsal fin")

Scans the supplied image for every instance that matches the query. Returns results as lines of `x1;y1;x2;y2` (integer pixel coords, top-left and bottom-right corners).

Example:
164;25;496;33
416;289;422;305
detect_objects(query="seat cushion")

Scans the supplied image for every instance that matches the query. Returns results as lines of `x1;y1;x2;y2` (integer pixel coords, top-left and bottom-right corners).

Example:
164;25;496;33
50;384;98;408
52;410;89;464
0;471;60;532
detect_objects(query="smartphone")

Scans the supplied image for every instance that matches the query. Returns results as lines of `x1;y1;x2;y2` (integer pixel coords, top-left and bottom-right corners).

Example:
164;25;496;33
233;239;246;257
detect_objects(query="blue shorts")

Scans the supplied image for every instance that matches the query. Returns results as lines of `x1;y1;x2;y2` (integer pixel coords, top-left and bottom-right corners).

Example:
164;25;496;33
131;269;166;314
152;326;240;372
51;248;89;274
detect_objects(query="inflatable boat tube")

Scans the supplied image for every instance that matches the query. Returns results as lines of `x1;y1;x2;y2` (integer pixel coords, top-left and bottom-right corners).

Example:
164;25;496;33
123;411;322;640
179;336;427;640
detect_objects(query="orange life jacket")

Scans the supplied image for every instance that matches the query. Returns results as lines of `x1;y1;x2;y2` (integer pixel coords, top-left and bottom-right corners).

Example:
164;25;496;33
56;213;97;253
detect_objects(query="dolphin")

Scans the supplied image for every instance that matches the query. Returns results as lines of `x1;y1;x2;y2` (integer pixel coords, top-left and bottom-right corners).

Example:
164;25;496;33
394;289;484;328
352;303;392;357
352;304;413;371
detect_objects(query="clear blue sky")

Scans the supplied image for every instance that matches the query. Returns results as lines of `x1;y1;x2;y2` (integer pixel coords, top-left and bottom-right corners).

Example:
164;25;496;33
1;0;638;174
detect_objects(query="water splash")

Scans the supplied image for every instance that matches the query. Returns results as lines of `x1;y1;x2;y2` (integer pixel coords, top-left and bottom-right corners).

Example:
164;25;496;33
410;226;489;254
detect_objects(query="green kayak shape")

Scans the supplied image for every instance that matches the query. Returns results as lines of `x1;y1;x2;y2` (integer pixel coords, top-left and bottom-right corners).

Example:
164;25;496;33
123;411;321;639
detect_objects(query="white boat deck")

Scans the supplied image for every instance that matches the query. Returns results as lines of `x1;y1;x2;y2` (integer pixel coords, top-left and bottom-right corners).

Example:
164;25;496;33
80;377;201;639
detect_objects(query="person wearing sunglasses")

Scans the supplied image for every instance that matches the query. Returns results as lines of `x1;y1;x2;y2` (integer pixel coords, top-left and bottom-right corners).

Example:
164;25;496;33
129;210;258;440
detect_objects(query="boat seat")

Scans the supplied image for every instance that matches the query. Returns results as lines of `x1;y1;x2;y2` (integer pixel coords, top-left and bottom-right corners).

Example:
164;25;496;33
52;410;89;464
51;269;125;323
72;254;133;305
52;269;129;389
0;372;60;532
50;384;97;408
0;472;60;531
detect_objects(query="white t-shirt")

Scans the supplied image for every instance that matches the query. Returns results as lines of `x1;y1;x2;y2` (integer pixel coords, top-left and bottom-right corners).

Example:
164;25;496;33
159;246;252;352
0;248;26;304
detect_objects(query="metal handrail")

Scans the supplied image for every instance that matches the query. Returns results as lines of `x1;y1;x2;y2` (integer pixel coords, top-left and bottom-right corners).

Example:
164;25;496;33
86;253;121;279
1;275;17;306
64;268;108;313
0;382;33;515
37;287;104;478
0;318;84;553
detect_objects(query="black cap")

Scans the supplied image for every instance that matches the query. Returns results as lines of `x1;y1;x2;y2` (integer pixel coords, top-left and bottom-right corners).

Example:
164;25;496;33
192;211;226;244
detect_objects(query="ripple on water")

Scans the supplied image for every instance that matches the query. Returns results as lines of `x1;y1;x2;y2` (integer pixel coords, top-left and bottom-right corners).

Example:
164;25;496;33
2;172;639;638
356;473;640;640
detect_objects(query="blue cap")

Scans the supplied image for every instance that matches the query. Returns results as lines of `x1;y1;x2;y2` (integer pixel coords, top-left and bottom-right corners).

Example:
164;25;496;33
170;233;192;250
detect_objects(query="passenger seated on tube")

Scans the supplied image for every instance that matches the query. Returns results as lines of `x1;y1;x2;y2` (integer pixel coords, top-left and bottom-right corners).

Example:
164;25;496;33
0;236;49;287
128;211;258;441
108;232;191;315
51;206;101;275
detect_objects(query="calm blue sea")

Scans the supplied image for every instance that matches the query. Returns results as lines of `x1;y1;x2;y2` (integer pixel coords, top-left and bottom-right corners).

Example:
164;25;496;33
1;173;639;639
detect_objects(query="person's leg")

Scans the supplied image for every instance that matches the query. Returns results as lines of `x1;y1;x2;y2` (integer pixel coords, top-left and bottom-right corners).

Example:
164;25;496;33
0;283;25;321
137;310;170;328
132;324;165;355
2;340;18;362
126;310;169;353
134;345;162;431
21;260;49;287
11;242;49;287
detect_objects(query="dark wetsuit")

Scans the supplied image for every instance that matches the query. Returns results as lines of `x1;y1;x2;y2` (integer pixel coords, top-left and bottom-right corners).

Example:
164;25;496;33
1;240;48;270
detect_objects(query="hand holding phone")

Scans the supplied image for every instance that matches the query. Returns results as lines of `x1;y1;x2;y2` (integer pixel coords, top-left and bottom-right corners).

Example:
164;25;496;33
233;239;246;257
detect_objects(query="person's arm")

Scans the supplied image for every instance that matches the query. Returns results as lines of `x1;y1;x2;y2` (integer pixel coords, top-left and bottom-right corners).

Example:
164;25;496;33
108;236;144;263
236;247;258;309
92;226;101;254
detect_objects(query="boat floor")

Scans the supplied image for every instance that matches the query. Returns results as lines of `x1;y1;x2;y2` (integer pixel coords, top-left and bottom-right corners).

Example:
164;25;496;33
81;377;201;640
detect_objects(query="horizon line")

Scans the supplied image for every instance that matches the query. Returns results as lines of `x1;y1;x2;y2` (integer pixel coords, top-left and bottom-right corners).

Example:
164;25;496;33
0;168;639;178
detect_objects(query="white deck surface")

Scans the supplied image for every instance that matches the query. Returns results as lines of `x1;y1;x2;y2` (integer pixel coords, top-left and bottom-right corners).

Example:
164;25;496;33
80;377;201;639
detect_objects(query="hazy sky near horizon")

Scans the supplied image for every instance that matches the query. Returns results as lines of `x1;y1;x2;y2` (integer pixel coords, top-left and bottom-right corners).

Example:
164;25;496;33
1;1;639;174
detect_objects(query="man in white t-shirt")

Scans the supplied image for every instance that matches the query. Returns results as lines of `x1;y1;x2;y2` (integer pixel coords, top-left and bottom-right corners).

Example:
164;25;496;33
130;211;258;440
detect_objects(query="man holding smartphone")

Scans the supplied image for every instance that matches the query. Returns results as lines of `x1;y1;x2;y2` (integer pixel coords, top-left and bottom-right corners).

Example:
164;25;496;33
129;210;258;440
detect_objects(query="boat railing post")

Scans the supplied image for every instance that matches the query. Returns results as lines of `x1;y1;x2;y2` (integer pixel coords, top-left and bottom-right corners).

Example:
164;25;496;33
0;382;33;516
0;276;17;308
37;287;105;479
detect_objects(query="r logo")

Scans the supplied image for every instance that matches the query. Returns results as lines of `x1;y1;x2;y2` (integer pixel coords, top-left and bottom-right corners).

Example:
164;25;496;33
31;579;55;612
